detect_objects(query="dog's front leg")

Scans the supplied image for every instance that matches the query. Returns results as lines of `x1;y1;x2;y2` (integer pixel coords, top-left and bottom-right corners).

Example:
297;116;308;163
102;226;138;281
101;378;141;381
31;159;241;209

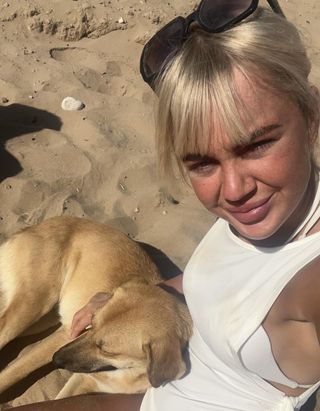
55;373;103;399
56;368;150;399
0;326;70;394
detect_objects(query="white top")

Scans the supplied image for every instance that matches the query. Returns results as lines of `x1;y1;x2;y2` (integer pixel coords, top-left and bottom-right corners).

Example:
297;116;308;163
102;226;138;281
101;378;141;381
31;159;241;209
141;191;320;411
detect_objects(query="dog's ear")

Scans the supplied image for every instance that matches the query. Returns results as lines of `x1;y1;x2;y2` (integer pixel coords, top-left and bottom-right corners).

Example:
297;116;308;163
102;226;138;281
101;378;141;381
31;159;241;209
143;336;187;388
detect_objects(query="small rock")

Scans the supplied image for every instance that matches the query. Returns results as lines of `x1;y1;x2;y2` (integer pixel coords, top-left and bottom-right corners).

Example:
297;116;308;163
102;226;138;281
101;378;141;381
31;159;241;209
61;96;85;111
118;17;125;24
134;207;140;213
2;97;9;103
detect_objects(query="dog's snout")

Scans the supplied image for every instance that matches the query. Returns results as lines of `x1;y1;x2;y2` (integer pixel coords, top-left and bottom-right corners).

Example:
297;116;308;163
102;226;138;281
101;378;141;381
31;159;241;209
52;351;68;369
52;346;112;373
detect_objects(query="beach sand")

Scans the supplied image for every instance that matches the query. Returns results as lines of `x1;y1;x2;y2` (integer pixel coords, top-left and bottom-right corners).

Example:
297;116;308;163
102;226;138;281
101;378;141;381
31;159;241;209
0;0;319;408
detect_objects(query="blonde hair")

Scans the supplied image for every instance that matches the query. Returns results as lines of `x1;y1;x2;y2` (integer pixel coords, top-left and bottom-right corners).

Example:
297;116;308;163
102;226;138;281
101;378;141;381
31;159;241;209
155;9;319;179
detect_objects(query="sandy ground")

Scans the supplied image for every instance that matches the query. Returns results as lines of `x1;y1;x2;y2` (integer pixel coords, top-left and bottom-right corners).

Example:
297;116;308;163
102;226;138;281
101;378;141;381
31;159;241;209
0;0;216;271
0;0;319;408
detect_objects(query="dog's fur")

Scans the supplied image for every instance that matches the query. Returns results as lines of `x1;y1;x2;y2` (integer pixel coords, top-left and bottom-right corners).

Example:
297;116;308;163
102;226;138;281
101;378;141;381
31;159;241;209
0;216;192;399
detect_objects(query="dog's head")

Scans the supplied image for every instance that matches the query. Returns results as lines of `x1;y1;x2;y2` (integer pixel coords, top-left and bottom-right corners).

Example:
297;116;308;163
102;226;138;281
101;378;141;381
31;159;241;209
53;280;192;387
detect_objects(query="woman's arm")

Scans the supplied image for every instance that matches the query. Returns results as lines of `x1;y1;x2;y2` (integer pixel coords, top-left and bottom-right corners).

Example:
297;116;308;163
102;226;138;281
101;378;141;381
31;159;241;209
293;256;320;335
70;292;113;338
163;273;183;293
70;274;184;338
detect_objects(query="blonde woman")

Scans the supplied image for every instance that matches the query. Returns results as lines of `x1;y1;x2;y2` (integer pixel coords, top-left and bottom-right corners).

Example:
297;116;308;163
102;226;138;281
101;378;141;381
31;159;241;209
12;1;320;410
139;1;320;409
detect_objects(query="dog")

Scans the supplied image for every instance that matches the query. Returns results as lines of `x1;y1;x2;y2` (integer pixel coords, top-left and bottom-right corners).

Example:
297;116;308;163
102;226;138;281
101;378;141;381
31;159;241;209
0;216;192;399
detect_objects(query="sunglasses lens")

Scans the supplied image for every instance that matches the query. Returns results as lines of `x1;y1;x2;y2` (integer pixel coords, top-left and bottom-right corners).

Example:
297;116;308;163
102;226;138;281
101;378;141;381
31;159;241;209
200;0;254;31
142;18;185;81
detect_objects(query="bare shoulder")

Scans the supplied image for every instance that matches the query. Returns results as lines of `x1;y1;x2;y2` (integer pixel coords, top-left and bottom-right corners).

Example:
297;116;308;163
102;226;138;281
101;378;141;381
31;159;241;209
282;254;320;325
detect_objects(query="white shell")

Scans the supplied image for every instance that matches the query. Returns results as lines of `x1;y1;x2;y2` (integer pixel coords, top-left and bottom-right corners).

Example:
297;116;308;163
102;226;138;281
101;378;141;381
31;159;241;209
61;96;85;111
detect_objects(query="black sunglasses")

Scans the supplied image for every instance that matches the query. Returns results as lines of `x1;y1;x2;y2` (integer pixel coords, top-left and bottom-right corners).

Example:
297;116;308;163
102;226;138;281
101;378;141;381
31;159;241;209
140;0;285;90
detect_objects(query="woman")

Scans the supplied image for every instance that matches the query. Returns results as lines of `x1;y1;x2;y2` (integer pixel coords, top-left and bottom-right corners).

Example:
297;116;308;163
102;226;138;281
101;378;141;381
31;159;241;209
139;0;320;409
11;0;320;410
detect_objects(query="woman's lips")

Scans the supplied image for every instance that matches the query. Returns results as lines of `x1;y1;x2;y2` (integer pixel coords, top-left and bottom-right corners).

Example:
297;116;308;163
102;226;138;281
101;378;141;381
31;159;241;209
226;196;273;224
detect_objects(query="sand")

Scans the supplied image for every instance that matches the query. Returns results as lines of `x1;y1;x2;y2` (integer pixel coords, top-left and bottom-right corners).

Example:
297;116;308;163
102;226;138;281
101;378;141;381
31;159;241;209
0;0;216;273
0;0;319;408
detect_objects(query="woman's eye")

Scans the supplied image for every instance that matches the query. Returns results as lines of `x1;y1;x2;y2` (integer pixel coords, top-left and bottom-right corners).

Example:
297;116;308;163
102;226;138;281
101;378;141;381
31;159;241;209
244;139;275;156
186;161;216;175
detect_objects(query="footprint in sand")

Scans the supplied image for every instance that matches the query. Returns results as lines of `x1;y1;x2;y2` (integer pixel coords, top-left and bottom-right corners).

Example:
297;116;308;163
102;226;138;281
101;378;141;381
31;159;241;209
72;67;108;94
0;129;92;234
18;130;92;183
50;47;106;72
50;47;131;97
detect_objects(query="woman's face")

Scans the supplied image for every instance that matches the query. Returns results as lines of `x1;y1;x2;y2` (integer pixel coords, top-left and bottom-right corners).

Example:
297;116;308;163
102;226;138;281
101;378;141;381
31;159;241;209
183;72;316;243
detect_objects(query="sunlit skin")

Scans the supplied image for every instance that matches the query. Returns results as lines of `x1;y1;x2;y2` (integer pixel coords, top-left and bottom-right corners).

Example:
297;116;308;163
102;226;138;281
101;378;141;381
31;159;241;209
183;71;318;246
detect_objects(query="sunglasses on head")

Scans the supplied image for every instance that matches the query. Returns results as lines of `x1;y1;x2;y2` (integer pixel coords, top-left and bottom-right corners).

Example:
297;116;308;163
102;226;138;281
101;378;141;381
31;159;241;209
140;0;285;90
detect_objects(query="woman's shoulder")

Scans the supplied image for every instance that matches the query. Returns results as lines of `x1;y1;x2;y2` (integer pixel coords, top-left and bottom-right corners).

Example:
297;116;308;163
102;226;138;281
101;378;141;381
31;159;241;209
278;253;320;322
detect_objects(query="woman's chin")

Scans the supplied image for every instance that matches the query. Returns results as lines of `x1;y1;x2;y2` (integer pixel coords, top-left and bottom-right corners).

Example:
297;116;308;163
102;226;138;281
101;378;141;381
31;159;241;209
230;220;282;243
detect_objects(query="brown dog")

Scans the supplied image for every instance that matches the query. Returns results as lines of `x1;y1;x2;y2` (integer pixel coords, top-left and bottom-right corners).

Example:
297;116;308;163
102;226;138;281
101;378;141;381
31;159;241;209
0;216;192;399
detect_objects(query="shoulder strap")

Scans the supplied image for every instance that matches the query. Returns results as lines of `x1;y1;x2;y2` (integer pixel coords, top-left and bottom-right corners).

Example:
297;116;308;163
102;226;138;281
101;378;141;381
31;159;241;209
287;173;320;242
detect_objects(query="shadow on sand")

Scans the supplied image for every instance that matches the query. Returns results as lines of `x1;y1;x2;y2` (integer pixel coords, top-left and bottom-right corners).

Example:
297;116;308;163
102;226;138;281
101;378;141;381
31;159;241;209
0;104;62;182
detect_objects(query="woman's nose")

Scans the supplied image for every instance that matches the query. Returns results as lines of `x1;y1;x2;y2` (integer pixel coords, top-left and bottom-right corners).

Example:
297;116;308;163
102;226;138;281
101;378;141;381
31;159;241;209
221;161;257;203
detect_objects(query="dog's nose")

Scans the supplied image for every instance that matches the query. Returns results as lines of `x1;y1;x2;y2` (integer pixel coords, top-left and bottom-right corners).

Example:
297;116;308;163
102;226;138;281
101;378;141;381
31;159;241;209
52;352;67;369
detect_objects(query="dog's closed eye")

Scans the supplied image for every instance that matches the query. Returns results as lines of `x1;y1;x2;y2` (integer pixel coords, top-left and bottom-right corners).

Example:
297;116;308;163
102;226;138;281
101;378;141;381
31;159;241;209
96;340;119;356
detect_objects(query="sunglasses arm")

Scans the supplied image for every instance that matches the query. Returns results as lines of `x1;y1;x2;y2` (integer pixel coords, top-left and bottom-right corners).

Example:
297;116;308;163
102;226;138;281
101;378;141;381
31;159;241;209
267;0;286;18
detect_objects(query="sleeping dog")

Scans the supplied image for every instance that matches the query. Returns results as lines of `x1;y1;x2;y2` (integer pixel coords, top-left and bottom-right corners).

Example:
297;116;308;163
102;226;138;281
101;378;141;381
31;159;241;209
0;217;192;399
